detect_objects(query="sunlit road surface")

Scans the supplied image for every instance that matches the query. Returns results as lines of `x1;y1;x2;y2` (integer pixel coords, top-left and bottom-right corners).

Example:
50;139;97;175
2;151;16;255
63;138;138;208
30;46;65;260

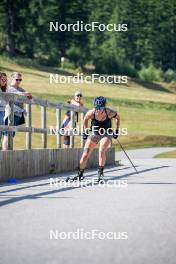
0;148;176;264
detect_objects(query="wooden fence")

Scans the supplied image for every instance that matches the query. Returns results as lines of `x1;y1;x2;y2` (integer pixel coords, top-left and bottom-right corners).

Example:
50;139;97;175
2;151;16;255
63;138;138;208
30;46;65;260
0;148;115;181
0;93;88;150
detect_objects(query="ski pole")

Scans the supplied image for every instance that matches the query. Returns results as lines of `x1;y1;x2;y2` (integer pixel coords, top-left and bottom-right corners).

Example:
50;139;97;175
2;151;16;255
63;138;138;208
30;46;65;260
117;139;139;174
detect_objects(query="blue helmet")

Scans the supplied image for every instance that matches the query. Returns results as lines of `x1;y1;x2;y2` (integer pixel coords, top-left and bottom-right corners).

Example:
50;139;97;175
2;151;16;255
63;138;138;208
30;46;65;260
94;96;106;110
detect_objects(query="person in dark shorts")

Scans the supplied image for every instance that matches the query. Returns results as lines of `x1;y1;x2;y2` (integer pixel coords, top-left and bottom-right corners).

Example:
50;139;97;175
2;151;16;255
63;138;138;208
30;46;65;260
73;96;120;183
61;91;83;148
0;72;8;150
3;72;32;150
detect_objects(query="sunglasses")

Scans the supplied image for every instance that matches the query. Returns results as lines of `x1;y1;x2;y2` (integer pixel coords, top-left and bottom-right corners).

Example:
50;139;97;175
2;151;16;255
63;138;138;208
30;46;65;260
16;79;22;82
76;94;82;97
95;106;105;110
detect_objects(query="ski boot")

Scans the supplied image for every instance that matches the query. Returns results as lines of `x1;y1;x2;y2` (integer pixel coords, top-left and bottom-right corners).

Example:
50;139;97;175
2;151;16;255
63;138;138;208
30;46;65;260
97;166;105;184
66;169;85;182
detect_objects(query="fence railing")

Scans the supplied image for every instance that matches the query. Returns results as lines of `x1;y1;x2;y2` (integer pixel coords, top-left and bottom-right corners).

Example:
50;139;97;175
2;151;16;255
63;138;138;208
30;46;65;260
0;93;88;150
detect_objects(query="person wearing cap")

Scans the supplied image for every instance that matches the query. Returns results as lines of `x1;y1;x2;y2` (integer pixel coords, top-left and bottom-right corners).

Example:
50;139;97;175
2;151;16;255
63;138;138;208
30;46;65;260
61;91;83;148
71;96;120;183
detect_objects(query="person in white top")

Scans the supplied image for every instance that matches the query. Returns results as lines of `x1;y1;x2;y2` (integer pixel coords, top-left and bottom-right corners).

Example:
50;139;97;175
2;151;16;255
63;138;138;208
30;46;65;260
0;72;8;150
3;72;32;150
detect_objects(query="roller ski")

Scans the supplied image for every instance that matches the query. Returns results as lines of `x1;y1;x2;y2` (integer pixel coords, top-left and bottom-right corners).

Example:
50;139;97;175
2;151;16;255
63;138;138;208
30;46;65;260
65;169;85;182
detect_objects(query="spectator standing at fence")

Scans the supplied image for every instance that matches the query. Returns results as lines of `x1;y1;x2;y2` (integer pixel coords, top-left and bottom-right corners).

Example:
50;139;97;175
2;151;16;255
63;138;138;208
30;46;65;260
0;72;8;150
3;72;33;150
61;91;83;148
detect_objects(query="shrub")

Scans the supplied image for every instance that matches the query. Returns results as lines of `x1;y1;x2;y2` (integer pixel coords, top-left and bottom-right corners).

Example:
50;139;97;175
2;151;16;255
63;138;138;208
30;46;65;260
139;64;163;82
59;58;75;70
164;69;176;82
94;55;137;77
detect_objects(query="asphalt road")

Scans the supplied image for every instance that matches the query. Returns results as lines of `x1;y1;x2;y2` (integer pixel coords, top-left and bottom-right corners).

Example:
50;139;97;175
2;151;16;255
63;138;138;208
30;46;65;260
0;148;176;264
116;147;176;160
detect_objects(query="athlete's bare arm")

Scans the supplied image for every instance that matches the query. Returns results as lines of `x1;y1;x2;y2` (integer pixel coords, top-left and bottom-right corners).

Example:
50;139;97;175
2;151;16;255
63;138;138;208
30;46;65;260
114;113;120;129
106;108;120;129
83;109;94;129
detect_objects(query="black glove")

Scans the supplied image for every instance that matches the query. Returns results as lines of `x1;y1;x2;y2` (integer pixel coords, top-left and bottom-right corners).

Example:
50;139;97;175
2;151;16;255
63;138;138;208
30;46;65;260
113;128;119;139
82;131;88;140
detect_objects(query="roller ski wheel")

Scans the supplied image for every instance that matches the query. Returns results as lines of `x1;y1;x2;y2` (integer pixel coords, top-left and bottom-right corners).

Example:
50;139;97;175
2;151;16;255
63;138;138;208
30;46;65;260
65;176;71;182
65;170;84;182
72;175;85;181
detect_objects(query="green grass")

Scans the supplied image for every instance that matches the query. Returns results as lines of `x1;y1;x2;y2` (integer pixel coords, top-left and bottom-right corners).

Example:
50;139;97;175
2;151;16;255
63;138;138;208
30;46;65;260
0;55;176;150
154;150;176;158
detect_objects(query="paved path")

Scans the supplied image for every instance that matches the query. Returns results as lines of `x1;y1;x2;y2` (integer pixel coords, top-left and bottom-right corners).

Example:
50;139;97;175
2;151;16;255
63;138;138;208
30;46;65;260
0;148;176;264
116;147;176;160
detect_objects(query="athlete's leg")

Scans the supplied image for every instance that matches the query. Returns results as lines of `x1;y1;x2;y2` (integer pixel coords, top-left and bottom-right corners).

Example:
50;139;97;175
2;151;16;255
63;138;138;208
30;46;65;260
71;136;98;181
97;137;111;182
99;136;111;167
80;138;97;170
69;135;100;181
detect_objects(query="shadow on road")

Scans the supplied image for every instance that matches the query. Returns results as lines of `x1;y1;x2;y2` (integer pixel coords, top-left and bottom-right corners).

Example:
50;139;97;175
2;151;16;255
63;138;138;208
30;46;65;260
0;166;131;194
0;165;170;207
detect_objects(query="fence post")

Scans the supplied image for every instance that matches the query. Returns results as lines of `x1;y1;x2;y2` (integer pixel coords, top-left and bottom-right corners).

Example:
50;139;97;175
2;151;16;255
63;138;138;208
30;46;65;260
80;112;85;148
56;108;61;148
70;110;74;148
7;100;14;150
26;104;32;149
41;106;47;148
